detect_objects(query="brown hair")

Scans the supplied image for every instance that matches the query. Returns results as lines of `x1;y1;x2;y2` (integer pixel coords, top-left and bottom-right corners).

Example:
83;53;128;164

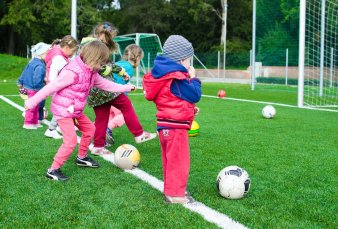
80;40;110;67
93;22;118;52
122;44;144;68
52;35;78;49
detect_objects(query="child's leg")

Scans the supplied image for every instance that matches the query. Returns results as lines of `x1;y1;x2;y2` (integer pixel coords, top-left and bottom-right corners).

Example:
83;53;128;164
38;100;46;121
75;114;95;158
93;103;111;148
110;94;143;137
24;89;39;125
159;129;190;197
50;118;78;170
48;116;58;130
108;106;125;129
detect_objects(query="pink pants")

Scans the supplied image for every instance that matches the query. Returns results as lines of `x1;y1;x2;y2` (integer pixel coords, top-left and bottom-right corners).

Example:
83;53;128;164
24;89;39;125
159;128;190;197
50;114;95;170
108;106;125;129
93;93;143;147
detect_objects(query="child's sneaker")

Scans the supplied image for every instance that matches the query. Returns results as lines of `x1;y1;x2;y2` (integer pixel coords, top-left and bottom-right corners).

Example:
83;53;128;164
134;131;157;144
91;147;111;156
164;195;195;204
23;124;37;130
76;156;100;168
44;129;62;139
39;119;49;125
46;168;69;181
105;128;115;145
35;124;43;128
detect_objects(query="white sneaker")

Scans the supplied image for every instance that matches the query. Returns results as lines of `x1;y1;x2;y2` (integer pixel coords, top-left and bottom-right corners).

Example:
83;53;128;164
39;119;49;125
44;129;62;139
23;124;37;130
134;131;157;144
91;147;111;156
35;124;43;128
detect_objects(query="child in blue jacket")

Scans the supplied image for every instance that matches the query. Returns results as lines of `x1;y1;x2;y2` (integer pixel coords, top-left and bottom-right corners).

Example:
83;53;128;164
18;42;50;129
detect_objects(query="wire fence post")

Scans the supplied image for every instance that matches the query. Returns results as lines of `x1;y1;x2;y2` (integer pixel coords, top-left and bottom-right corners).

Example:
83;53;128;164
285;48;289;86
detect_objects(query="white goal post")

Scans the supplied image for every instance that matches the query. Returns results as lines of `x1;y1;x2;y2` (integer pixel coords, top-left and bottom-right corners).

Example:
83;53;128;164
298;0;338;111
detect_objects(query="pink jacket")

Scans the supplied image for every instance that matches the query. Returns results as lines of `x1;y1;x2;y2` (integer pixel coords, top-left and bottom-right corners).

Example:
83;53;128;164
25;56;134;119
44;46;68;83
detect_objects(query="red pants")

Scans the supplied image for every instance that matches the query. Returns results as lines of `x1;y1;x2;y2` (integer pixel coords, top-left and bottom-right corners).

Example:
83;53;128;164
93;93;143;147
159;128;190;197
50;114;95;170
24;89;39;125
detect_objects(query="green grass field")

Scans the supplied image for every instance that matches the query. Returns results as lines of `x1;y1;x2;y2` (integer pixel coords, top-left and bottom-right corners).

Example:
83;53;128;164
0;55;337;228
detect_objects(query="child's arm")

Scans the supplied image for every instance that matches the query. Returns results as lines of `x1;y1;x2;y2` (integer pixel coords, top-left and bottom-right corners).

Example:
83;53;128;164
100;63;130;81
33;65;46;89
25;70;75;109
93;74;135;93
170;78;202;103
17;66;27;87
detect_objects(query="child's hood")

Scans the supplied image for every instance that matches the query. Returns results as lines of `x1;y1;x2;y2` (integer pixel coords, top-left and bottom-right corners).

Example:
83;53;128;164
151;56;187;78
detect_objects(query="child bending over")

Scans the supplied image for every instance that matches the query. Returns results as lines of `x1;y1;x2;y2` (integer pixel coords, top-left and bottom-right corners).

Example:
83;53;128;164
25;41;135;181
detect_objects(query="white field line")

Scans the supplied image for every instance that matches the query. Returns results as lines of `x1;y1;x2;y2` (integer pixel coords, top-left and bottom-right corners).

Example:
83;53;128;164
3;93;338;113
202;95;338;113
0;95;248;229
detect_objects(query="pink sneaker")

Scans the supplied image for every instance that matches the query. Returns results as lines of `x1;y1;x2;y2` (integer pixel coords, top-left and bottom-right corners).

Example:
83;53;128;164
164;195;195;204
23;124;37;130
134;131;157;144
91;147;111;156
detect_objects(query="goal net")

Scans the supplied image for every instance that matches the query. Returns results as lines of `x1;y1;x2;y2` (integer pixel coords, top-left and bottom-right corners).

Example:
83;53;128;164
298;0;338;110
113;33;162;87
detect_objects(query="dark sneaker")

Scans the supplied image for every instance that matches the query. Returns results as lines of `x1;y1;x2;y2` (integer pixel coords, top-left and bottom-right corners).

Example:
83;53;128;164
46;168;69;181
106;128;115;145
76;156;100;168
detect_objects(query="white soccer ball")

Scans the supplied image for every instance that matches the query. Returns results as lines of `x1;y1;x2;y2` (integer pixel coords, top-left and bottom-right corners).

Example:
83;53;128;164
262;105;276;119
216;165;251;199
114;144;140;170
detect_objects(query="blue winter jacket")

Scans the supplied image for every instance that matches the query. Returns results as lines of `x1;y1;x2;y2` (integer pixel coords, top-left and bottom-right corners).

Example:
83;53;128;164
17;58;46;91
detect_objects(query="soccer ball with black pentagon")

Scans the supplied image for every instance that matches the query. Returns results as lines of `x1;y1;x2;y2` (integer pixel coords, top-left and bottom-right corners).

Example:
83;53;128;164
262;105;276;119
216;165;251;199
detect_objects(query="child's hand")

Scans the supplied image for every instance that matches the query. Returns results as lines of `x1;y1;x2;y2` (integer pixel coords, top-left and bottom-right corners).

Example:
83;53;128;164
194;106;200;116
122;72;130;81
188;66;196;78
19;86;28;100
130;85;136;91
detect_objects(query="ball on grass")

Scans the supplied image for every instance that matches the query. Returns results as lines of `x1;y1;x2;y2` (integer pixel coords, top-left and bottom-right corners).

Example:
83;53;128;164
114;144;140;170
188;120;200;137
218;90;226;98
262;105;276;119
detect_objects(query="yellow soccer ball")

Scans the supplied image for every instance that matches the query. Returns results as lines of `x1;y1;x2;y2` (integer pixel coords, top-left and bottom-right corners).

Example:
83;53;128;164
188;120;200;137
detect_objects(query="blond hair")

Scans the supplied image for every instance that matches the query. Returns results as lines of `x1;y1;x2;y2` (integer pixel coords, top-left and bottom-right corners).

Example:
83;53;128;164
52;35;78;49
122;44;144;67
93;22;118;51
80;40;110;67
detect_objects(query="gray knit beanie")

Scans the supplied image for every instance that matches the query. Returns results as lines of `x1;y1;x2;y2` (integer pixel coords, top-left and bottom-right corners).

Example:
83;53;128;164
162;35;194;62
